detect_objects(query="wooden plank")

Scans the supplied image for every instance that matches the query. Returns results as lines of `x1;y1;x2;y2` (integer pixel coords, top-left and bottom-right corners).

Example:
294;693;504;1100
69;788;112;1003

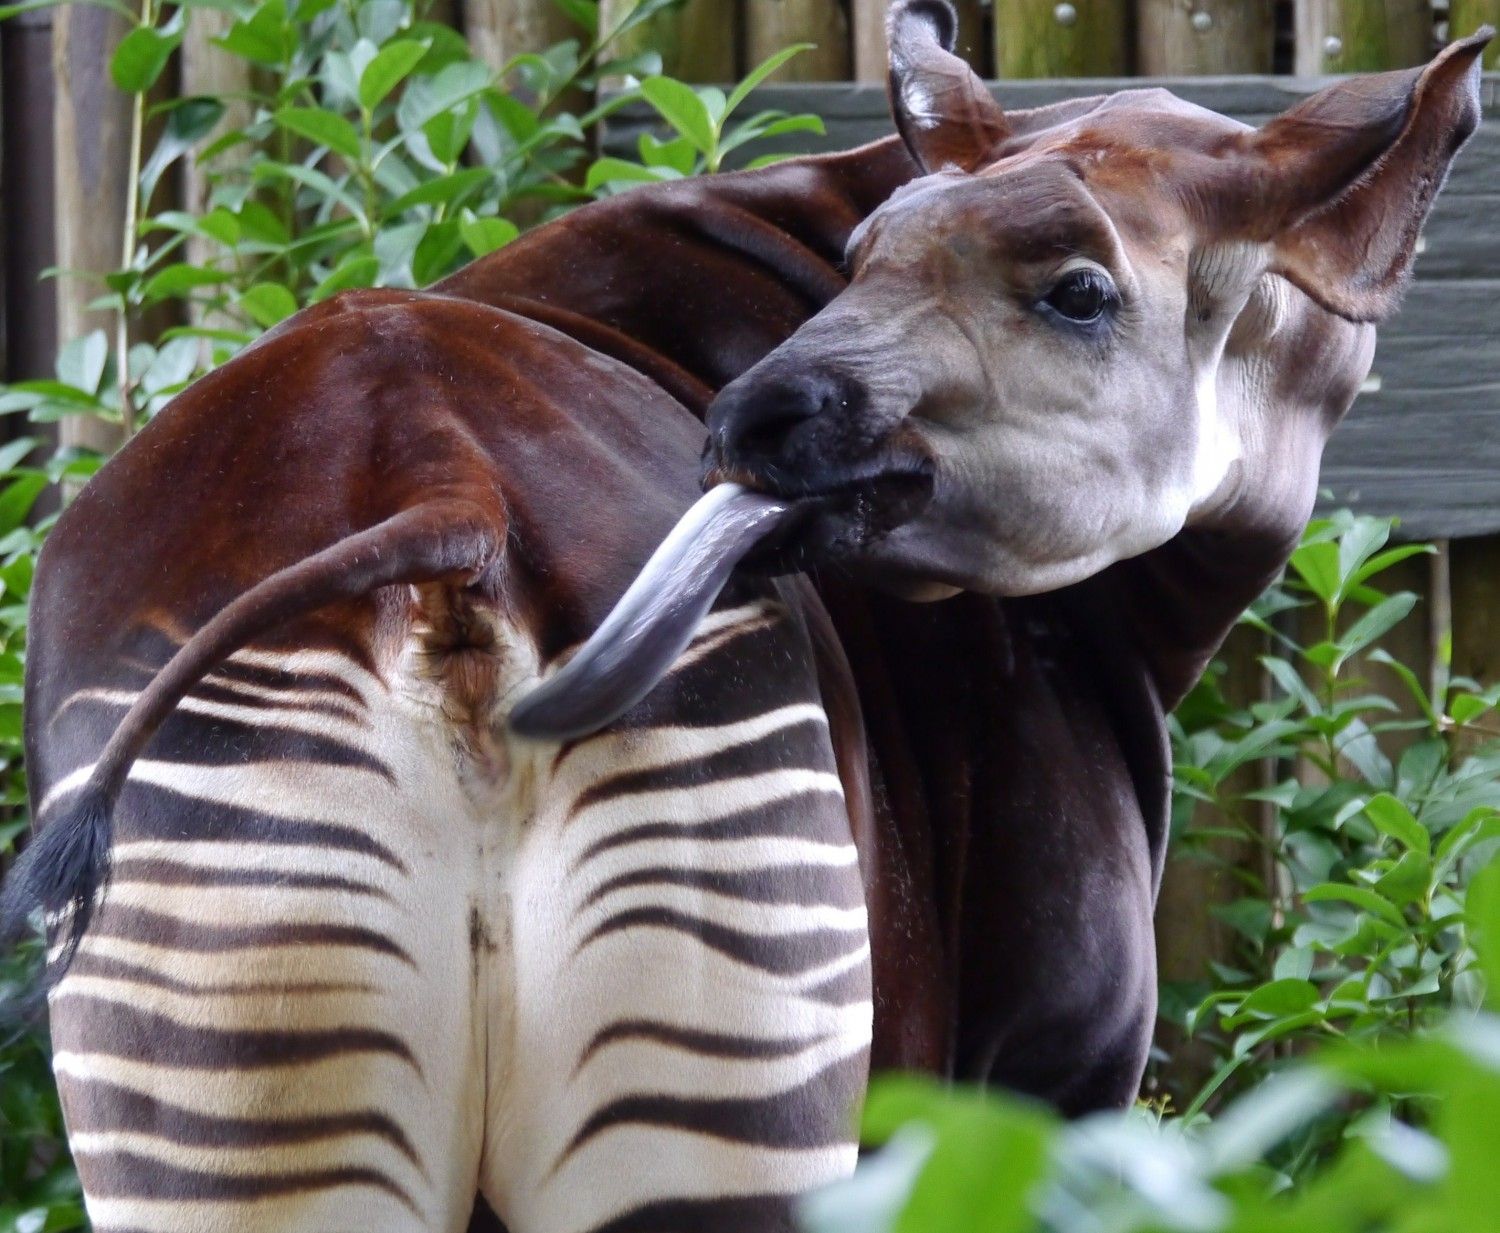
744;0;850;82
995;0;1128;78
1294;0;1432;75
599;0;739;83
1138;1;1274;75
463;0;574;75
180;9;254;335
1450;536;1500;687
1321;277;1500;539
1451;0;1500;70
52;3;128;456
0;11;58;383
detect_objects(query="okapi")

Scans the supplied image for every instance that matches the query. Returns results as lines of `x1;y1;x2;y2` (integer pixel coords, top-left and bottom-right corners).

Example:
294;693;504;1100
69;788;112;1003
1;3;1488;1230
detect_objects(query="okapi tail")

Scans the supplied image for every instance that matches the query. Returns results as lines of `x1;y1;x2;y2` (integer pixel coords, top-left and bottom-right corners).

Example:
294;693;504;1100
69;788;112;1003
0;499;504;985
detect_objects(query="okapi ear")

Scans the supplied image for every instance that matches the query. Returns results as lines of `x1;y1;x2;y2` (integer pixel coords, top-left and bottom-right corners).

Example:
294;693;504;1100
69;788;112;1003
887;0;1008;173
1236;29;1491;323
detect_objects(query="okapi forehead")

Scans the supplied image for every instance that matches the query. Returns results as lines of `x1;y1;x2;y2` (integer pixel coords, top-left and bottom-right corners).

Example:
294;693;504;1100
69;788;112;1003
856;87;1260;262
1001;86;1251;159
852;157;1146;269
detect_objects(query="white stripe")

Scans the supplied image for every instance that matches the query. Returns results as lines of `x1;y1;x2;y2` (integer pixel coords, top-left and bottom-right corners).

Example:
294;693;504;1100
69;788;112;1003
58;688;366;737
554;702;828;784
571;888;868;938
687;600;782;643
107;839;404;884
567;768;844;831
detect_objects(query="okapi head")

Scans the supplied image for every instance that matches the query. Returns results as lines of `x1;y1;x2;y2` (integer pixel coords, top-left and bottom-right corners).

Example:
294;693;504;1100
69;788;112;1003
509;1;1490;739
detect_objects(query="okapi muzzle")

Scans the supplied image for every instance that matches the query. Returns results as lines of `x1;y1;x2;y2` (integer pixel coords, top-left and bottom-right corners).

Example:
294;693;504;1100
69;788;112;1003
513;0;1491;742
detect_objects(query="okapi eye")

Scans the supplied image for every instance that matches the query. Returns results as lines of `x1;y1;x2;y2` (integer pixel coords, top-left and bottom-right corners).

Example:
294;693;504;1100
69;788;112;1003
1041;268;1116;324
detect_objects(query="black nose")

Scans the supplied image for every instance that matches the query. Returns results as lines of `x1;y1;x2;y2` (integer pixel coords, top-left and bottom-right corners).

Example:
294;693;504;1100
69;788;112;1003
709;368;858;467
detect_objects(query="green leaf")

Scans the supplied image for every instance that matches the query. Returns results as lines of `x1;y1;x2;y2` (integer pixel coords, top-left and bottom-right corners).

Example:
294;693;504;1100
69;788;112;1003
1290;539;1341;606
252;160;367;225
1213;897;1273;944
1303;882;1408;927
411;220;465;285
397;60;492;129
859;1077;1054;1233
1338;592;1418;664
1335;517;1391;597
1363;792;1430;855
1204;1068;1338;1171
640;76;715;156
1395;737;1445;803
311;255;379;302
1450;692;1496;725
637;131;696;174
743;151;803;170
716;110;826;160
457;214;518;258
551;0;597;36
423;99;479;166
1370;648;1439;727
212;0;288;66
1224;978;1321;1025
238;282;299;328
0;437;38;477
1260;654;1322;715
1374;851;1432;907
1349;542;1436;590
273;107;363;161
1436;809;1500;872
110;23;183;93
0;475;47;535
584;157;673;192
140;97;225;205
139;337;198;399
56;330;109;396
724;43;813;117
382;167;491;216
237;200;291;245
359;38;428;111
140;263;229;303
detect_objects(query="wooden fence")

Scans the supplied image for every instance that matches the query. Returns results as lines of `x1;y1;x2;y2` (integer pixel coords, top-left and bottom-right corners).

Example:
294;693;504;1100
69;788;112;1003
1;0;1498;1088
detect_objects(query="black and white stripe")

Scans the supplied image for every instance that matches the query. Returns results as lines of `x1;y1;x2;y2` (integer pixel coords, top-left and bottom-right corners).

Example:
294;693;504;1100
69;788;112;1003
43;596;870;1232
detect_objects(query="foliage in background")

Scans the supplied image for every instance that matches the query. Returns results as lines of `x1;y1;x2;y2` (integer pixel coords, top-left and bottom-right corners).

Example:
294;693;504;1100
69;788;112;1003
0;0;822;438
1162;512;1500;1134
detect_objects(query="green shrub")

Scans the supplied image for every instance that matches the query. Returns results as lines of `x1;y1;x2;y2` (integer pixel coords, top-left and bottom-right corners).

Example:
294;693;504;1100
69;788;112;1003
1164;512;1500;1134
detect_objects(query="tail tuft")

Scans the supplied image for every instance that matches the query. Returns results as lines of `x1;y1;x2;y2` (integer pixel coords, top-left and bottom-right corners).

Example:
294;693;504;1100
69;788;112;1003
0;785;114;995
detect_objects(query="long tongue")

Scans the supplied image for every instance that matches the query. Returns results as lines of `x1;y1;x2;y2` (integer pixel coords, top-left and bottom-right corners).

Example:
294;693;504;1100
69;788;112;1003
509;483;796;741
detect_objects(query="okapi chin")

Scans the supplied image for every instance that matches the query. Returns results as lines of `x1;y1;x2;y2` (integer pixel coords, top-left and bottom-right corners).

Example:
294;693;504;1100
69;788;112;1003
3;1;1489;1228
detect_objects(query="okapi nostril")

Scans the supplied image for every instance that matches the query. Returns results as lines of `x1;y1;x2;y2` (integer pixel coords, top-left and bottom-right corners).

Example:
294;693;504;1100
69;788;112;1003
734;403;820;457
715;371;853;463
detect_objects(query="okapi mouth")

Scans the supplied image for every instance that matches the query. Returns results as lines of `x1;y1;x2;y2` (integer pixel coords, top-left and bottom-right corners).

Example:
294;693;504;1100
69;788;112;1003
706;452;937;571
508;459;934;742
